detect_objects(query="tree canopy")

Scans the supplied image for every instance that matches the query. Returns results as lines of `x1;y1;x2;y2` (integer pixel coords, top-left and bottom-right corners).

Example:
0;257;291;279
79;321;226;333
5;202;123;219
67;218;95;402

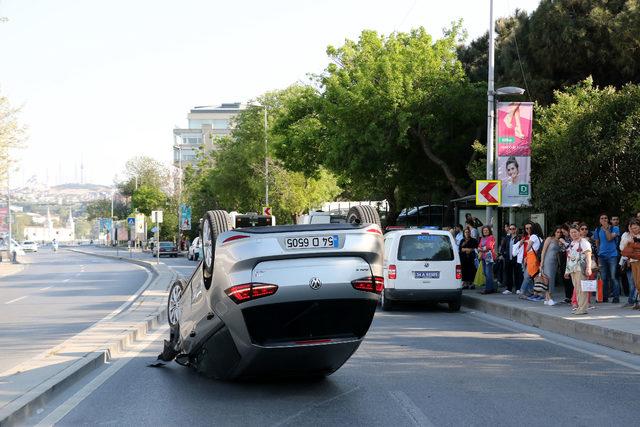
459;0;640;104
532;78;640;219
273;27;485;221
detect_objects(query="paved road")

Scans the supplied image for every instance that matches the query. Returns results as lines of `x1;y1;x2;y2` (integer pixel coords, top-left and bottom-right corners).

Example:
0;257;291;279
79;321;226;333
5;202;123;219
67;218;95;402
30;291;640;426
0;248;149;373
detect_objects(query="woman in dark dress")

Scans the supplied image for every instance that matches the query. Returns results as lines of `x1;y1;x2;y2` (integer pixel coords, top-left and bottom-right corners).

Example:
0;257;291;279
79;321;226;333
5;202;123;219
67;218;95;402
459;228;479;289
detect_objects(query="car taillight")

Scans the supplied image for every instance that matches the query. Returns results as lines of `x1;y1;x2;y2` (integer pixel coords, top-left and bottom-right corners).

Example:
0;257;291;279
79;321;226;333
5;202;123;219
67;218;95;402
456;265;462;280
388;265;397;280
366;227;382;235
222;234;250;244
225;283;278;304
351;276;384;294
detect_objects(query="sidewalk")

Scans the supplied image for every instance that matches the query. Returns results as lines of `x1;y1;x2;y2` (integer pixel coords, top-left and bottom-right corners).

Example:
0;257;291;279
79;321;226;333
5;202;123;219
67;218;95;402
0;247;176;426
462;288;640;356
0;262;24;279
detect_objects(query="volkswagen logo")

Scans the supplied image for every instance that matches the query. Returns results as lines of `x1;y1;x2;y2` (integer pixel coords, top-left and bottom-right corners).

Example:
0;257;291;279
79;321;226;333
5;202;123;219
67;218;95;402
424;262;430;268
309;277;322;290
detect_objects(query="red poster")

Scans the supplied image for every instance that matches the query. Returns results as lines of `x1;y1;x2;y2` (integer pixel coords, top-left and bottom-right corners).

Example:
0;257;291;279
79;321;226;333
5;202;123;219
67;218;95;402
497;102;533;156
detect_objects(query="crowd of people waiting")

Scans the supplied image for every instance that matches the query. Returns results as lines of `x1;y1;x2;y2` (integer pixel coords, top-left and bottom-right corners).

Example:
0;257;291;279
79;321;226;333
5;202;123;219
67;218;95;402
451;212;640;314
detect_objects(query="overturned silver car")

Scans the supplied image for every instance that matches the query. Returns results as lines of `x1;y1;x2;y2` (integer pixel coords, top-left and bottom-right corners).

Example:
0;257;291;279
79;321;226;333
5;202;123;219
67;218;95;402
159;206;383;379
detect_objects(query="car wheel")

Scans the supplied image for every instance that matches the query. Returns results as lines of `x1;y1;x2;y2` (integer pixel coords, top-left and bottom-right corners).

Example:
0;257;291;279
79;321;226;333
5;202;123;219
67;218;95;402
448;297;462;312
167;279;186;327
380;289;394;311
201;210;233;289
346;205;382;228
194;253;199;261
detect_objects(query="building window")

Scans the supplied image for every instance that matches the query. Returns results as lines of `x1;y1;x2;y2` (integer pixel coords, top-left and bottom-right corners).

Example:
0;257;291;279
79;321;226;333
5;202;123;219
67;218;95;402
188;119;229;130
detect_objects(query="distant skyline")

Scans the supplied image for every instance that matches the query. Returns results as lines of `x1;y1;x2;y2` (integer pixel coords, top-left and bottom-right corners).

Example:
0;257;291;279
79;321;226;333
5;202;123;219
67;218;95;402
1;0;541;188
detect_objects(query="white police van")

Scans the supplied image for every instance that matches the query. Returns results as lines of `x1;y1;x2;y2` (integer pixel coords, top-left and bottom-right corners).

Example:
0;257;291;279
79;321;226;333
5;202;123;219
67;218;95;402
382;227;462;311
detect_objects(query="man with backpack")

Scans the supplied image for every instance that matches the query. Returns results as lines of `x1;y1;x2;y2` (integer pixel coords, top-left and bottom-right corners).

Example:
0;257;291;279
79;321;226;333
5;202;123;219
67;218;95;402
594;213;621;303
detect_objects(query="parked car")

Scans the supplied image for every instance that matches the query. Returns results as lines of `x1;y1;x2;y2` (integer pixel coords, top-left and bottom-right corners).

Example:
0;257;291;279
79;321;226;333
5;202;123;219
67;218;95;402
158;206;383;380
21;240;38;252
152;241;178;257
187;237;201;261
382;228;462;311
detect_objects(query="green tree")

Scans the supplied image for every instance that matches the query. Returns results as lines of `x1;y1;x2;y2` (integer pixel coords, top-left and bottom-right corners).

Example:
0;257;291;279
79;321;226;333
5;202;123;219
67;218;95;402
86;199;128;220
532;78;640;219
459;1;640;104
131;185;167;216
117;156;170;197
275;27;485;221
183;88;342;225
0;91;26;181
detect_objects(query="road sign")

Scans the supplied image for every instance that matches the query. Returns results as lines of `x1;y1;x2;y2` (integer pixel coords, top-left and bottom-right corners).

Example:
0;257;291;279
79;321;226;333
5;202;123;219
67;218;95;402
151;210;163;223
127;217;135;228
262;206;272;216
475;180;501;206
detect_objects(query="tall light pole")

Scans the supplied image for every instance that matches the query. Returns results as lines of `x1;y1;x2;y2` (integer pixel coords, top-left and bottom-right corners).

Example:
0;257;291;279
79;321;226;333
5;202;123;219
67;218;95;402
173;144;182;249
7;163;13;261
486;0;496;228
248;102;269;207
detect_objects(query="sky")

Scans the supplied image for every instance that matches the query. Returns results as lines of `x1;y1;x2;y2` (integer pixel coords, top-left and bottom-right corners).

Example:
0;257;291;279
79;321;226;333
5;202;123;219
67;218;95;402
0;0;541;188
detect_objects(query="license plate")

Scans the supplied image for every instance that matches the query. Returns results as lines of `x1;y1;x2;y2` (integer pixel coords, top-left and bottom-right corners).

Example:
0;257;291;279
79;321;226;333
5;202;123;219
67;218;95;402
285;235;339;249
414;271;440;279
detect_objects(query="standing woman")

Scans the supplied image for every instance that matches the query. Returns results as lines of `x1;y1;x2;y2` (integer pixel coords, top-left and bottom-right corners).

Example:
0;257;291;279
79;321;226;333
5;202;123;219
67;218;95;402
478;226;497;294
620;218;640;309
564;225;593;315
539;226;564;306
459;228;479;289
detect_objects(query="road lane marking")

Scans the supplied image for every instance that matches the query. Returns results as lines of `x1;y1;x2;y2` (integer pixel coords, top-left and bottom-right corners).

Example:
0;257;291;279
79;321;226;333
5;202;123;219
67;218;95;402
40;286;52;291
389;391;436;427
63;279;70;283
35;326;168;427
5;296;27;304
272;386;361;427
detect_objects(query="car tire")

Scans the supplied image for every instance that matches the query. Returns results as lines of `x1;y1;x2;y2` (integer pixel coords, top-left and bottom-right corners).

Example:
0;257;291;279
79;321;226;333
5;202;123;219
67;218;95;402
346;205;382;228
448;297;462;312
380;289;394;311
201;210;233;289
167;279;186;327
194;253;199;261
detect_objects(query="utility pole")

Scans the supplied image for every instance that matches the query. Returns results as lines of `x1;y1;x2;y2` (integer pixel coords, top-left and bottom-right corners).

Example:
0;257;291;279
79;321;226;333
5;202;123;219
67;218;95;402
263;107;269;207
7;164;13;261
486;0;496;228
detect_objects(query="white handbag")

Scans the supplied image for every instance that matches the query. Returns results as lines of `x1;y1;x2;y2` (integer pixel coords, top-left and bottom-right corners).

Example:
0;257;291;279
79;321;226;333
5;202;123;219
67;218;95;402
581;279;597;292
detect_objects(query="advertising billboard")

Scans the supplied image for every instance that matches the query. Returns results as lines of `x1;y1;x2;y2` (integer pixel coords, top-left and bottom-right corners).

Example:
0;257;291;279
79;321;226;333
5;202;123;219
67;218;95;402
180;204;191;231
497;102;533;207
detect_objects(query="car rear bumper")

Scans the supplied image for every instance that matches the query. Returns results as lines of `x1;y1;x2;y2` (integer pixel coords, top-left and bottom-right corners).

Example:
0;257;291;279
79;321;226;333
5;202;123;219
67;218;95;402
385;288;461;302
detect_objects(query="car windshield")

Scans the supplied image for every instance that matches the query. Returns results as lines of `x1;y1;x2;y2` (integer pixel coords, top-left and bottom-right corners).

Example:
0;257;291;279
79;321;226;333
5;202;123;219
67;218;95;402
160;242;173;248
398;234;454;261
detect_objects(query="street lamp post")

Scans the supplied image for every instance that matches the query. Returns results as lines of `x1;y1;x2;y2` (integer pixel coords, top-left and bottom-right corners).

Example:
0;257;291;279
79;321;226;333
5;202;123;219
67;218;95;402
248;103;269;207
174;144;182;251
486;0;525;229
7;164;13;261
486;0;496;228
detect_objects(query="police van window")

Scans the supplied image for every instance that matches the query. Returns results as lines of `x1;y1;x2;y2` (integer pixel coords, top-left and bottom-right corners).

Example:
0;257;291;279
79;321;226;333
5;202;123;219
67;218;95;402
398;234;454;261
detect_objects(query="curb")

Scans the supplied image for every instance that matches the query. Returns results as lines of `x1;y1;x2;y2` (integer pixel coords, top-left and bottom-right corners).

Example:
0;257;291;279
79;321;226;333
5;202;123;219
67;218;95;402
461;295;640;356
0;250;176;427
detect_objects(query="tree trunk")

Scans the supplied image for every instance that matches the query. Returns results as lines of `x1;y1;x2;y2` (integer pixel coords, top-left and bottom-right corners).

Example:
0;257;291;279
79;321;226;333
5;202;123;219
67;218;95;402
410;126;467;198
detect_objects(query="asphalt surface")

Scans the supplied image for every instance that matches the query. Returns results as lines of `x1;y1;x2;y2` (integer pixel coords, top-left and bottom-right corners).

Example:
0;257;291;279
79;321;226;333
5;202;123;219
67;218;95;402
0;248;149;373
27;252;640;427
